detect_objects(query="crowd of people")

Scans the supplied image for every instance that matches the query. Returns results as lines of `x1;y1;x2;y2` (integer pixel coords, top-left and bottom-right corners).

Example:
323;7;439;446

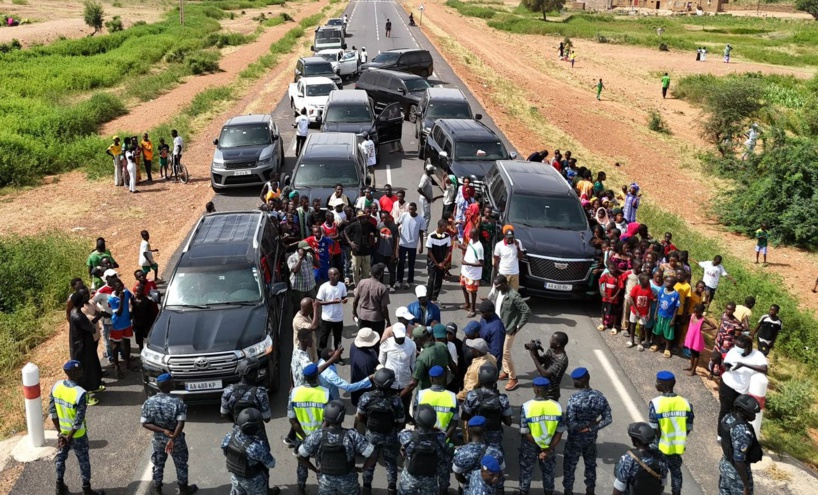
105;131;184;193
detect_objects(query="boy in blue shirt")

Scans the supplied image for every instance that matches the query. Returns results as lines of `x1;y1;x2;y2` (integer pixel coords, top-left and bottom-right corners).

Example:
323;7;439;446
651;275;680;358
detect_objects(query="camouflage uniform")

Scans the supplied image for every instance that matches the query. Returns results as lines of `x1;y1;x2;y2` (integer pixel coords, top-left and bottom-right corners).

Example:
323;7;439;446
518;404;566;493
357;390;406;488
453;442;505;491
461;388;512;450
140;392;191;487
413;384;459;489
563;388;612;493
718;414;755;495
612;448;668;494
220;383;272;423
298;427;375;495
49;381;92;485
397;429;449;495
463;469;495;495
221;426;276;495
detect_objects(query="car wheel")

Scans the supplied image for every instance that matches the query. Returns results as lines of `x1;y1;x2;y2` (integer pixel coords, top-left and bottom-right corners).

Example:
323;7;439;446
419;69;429;78
408;104;418;124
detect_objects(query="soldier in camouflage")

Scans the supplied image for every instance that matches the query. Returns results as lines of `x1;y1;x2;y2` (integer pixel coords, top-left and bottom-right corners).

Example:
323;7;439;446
356;368;406;495
140;373;198;495
453;416;505;495
719;395;762;495
460;364;512;450
563;367;612;495
612;423;667;495
222;407;280;495
463;455;503;495
297;400;377;495
518;377;565;495
398;405;450;495
220;357;272;426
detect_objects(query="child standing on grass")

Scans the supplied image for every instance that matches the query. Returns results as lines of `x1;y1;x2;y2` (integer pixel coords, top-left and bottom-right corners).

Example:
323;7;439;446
595;78;605;101
683;303;716;376
599;262;623;332
752;304;782;356
755;222;768;264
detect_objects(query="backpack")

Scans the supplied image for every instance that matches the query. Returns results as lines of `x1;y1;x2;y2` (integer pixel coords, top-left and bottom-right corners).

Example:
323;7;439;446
230;385;258;422
475;388;503;430
407;431;438;477
626;450;664;495
719;413;763;465
318;428;354;476
365;391;396;434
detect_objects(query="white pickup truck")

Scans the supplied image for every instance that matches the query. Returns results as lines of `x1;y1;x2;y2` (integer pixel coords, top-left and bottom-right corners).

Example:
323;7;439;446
316;49;360;81
287;76;337;123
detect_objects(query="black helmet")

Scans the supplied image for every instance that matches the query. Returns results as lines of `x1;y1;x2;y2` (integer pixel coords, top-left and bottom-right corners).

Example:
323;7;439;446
415;404;437;429
324;400;346;424
627;422;656;445
373;368;396;389
236;407;263;435
734;394;761;415
236;357;260;377
478;363;498;386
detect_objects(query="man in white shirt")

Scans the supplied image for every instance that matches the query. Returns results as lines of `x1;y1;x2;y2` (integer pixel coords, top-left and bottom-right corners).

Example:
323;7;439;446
360;134;376;187
396;203;426;289
138;230;163;283
417;165;442;231
316;268;348;352
697;255;735;304
718;335;768;433
378;322;416;414
294;108;310;156
460;227;484;317
170;129;183;181
493;225;525;290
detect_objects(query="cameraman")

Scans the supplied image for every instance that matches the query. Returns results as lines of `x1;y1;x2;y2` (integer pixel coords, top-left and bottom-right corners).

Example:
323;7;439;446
526;331;569;400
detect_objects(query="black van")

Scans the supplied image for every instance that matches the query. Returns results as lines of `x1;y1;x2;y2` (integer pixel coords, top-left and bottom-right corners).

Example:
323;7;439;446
415;88;475;159
319;89;404;151
355;69;431;121
360;48;434;78
140;211;287;401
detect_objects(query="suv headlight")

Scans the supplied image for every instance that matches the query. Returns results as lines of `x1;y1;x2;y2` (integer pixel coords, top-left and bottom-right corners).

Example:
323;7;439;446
242;335;273;358
212;158;225;170
141;347;169;367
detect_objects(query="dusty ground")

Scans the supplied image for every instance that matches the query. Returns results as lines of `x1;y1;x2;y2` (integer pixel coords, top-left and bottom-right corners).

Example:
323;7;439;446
0;0;168;47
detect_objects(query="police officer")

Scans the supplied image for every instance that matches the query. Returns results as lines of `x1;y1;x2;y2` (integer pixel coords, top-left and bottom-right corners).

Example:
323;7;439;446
461;364;512;449
222;408;280;495
648;371;693;495
453;417;505;495
398;405;450;495
288;363;331;495
612;423;668;495
518;377;565;495
416;365;459;442
220;357;272;427
297;400;378;495
140;373;198;495
719;395;763;495
464;455;503;495
51;360;105;495
563;367;612;495
357;368;406;495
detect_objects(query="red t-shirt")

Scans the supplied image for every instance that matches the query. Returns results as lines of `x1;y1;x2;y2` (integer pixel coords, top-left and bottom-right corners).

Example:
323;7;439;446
379;194;396;216
599;273;622;303
662;241;677;256
132;280;157;295
321;222;342;255
630;285;654;317
551;159;562;172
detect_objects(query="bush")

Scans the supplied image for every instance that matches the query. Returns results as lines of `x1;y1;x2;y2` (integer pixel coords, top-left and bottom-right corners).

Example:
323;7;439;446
445;0;497;19
83;0;105;33
185;50;220;74
659;43;668;51
699;78;763;156
105;15;124;33
767;379;816;432
203;32;254;48
0;39;22;54
647;109;670;134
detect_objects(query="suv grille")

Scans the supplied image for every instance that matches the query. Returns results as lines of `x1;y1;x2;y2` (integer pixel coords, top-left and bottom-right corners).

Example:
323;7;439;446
167;352;239;378
527;256;592;283
225;161;256;170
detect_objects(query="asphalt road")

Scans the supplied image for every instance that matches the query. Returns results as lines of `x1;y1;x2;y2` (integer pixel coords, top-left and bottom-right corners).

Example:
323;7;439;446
9;1;714;494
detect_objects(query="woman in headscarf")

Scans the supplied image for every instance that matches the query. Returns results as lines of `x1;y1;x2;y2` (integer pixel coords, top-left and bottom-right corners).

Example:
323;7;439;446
455;180;476;242
461;191;481;246
68;289;104;404
595;207;610;227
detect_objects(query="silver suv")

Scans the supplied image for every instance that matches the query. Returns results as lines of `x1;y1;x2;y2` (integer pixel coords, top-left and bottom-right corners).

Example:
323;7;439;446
211;114;284;192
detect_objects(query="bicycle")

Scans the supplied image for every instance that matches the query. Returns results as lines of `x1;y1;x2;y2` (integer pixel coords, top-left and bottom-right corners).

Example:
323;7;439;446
171;154;189;184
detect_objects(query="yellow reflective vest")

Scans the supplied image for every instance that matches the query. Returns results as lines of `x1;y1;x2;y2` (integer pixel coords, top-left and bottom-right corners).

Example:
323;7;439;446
417;386;458;431
651;395;692;455
52;380;87;438
291;385;330;439
522;398;562;449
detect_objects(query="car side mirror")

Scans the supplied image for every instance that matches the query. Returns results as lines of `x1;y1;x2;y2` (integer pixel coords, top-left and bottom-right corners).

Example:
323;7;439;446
316;115;323;124
298;91;304;97
510;152;518;159
283;175;291;186
475;113;483;121
342;43;347;50
398;87;406;94
270;282;287;296
149;290;162;304
439;151;448;161
309;46;314;52
213;138;219;146
295;69;301;75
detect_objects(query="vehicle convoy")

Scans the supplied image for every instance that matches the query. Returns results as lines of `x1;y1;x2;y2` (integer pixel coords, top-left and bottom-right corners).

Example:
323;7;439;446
294;56;342;88
424;118;515;183
326;17;347;37
315;48;360;80
288;76;336;123
319;89;403;155
312;25;346;53
480;160;597;299
415;88;475;159
141;211;287;401
210;114;284;192
355;69;431;121
360;48;434;78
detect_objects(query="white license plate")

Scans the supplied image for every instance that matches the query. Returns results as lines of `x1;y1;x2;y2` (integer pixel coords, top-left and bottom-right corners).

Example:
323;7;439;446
232;170;252;176
545;282;572;291
184;380;222;391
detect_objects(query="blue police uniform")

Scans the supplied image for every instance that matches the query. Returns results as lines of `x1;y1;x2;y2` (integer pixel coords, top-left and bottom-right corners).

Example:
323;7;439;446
648;371;694;495
463;455;501;495
221;426;276;495
50;375;92;487
453;417;505;492
140;380;191;488
563;368;612;494
357;389;406;488
220;383;272;422
298;427;375;495
718;413;755;495
612;448;668;494
461;388;512;449
397;429;450;495
518;378;566;495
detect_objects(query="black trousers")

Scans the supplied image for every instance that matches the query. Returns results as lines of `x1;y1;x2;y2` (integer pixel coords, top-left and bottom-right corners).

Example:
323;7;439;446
319;319;344;351
426;265;445;301
143;159;153;181
359;319;386;337
373;253;396;286
718;379;741;435
296;135;307;156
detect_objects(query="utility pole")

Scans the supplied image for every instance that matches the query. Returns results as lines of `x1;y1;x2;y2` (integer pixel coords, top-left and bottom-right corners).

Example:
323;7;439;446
419;4;424;27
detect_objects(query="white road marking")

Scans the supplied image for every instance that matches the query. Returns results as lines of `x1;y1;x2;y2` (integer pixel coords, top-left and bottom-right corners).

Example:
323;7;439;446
135;460;152;494
375;6;380;42
593;349;645;423
385;161;392;185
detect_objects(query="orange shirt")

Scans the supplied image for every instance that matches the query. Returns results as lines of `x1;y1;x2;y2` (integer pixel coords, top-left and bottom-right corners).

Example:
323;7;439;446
140;140;154;161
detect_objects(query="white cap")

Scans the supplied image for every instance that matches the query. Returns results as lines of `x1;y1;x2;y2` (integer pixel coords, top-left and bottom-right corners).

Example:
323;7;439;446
415;285;428;298
103;269;119;279
395;306;413;320
392;322;407;339
425;164;435;172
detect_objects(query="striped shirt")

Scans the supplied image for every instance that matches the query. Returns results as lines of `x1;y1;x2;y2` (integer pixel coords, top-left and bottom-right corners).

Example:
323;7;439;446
425;232;451;266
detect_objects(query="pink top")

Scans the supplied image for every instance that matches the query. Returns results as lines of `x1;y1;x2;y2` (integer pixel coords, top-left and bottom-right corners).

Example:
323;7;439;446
684;314;706;352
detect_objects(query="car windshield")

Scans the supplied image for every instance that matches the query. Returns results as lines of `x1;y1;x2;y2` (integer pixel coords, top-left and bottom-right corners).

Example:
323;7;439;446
454;140;508;160
325;105;372;123
304;62;334;76
372;52;400;64
218;124;271;148
317;52;338;63
508;194;589;231
294;160;360;188
306;83;336;97
316;30;342;41
405;79;431;93
427;101;472;119
165;265;262;306
327;19;343;26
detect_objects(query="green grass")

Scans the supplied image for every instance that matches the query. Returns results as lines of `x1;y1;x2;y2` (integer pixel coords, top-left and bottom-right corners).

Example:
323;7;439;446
445;0;498;19
202;0;286;10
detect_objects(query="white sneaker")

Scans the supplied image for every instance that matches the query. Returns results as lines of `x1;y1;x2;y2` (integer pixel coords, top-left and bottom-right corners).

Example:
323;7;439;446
389;285;396;294
638;344;645;351
625;341;634;348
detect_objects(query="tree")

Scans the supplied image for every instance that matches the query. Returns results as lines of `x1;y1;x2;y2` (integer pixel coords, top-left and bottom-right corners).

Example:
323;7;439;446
519;0;566;21
699;78;763;156
795;0;818;20
83;0;105;34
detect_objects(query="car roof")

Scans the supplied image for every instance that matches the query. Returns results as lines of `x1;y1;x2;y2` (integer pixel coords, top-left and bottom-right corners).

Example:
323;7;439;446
327;89;369;103
435;119;498;141
380;48;428;55
368;68;424;81
426;88;467;101
316;25;342;32
223;114;270;126
299;76;336;86
303;132;359;158
300;56;333;65
494;160;575;196
183;212;263;261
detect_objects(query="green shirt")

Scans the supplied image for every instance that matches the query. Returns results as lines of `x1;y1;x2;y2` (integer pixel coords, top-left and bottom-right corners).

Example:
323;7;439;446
755;229;768;248
413;342;450;390
661;75;670;89
86;249;116;288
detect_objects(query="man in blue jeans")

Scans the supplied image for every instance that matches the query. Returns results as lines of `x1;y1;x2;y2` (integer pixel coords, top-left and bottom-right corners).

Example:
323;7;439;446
396;202;426;290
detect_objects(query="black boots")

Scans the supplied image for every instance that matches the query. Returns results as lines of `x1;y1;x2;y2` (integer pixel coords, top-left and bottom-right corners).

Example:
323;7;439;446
55;481;68;495
178;483;198;495
363;484;372;495
82;485;105;495
149;481;163;495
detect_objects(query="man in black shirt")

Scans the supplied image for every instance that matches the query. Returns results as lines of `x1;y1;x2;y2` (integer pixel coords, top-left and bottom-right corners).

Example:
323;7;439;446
425;219;451;303
345;211;377;288
385;18;392;38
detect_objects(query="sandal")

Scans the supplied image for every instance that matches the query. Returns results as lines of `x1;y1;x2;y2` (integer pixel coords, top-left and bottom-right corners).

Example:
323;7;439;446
663;350;672;358
115;367;124;379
